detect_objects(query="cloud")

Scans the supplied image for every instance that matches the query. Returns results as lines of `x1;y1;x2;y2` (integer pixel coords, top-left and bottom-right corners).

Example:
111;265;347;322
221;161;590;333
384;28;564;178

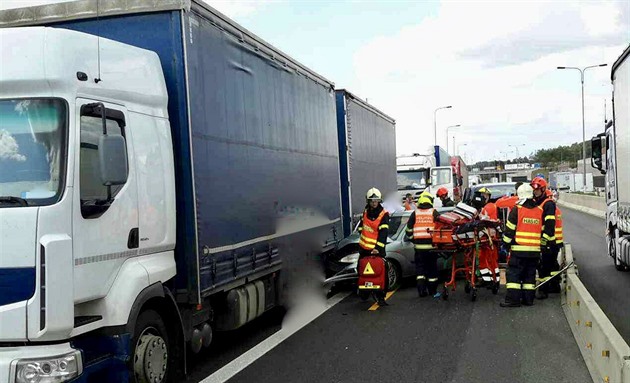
350;0;629;162
0;130;26;162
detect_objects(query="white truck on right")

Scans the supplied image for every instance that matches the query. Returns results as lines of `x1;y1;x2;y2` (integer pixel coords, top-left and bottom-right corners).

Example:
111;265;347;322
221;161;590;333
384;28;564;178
591;44;630;271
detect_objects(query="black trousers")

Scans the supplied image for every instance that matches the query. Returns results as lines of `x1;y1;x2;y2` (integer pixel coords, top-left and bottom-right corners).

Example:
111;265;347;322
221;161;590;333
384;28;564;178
505;255;539;305
358;250;386;300
415;250;438;295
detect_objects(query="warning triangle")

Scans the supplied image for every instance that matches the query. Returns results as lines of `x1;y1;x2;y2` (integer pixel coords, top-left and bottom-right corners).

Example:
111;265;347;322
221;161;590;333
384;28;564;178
363;262;375;275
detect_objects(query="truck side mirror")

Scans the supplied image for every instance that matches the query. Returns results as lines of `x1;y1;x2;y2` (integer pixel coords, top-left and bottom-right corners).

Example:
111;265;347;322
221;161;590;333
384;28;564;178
99;135;128;187
590;135;605;174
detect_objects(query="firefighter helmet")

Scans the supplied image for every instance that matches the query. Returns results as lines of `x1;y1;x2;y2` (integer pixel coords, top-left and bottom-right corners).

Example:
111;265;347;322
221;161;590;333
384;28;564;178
418;190;434;206
478;187;492;195
366;187;382;201
517;184;534;199
531;177;547;191
436;187;449;198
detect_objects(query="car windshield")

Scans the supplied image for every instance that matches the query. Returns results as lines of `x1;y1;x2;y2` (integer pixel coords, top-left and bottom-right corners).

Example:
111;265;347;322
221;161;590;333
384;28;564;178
0;99;67;206
478;184;516;200
388;215;407;238
397;170;427;190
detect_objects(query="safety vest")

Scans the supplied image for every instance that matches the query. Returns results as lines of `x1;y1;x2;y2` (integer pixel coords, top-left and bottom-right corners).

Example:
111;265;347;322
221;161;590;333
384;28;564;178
404;201;415;211
413;208;435;250
555;206;563;244
512;205;543;252
359;209;386;251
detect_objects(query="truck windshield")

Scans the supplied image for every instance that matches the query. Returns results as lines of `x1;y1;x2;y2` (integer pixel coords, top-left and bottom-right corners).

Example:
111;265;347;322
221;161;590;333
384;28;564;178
0;99;67;207
431;168;452;186
397;170;427;190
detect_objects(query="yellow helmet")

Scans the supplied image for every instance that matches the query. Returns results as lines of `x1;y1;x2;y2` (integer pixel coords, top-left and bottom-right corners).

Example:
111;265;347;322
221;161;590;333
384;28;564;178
418;190;434;206
478;187;492;195
366;187;382;201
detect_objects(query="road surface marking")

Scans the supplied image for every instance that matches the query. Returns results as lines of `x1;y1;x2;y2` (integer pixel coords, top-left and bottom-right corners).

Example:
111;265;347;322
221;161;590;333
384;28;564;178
368;288;398;311
200;291;350;383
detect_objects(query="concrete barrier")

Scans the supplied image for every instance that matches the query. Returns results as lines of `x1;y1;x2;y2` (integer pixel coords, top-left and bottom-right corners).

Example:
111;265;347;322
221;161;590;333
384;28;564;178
562;244;630;383
558;192;606;219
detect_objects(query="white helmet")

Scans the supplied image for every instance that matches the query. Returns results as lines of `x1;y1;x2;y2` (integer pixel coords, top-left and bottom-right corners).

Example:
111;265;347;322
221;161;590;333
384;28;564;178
366;187;382;201
516;183;534;199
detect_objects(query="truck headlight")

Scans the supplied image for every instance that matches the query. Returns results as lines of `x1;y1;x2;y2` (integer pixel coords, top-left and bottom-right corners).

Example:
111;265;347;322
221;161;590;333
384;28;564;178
13;351;82;383
339;253;359;264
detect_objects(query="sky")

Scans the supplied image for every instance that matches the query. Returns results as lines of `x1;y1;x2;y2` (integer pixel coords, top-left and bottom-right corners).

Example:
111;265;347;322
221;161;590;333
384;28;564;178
2;0;629;165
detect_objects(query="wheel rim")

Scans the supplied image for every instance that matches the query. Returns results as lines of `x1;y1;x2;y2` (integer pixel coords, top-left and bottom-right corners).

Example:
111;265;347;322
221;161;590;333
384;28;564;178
388;264;397;287
134;327;168;383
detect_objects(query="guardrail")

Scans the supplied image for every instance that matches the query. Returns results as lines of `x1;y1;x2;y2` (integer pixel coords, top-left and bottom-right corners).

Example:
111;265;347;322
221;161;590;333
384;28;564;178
562;244;630;383
558;192;606;219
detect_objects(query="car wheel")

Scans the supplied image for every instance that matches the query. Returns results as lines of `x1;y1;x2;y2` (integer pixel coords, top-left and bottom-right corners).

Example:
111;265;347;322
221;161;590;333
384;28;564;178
386;260;402;290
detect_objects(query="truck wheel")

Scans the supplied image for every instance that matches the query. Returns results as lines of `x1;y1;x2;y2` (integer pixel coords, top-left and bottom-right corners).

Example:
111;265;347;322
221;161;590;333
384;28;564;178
609;231;626;271
132;310;170;383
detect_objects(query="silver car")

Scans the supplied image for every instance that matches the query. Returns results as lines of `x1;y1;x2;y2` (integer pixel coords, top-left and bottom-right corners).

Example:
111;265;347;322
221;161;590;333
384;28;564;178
324;207;461;290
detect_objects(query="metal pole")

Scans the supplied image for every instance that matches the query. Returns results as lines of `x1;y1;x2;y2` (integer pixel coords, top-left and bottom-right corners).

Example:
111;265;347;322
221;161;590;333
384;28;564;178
581;70;586;193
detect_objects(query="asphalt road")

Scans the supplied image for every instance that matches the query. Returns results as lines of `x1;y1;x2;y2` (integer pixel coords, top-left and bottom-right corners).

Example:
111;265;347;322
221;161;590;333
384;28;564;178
561;206;630;343
226;287;589;383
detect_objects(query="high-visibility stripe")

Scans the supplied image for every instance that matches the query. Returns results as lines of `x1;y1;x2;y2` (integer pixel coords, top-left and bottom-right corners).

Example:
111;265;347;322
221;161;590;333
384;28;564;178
506;221;516;230
358;227;362;231
545;215;556;221
517;232;540;238
522;283;536;290
514;238;540;245
538;276;550;282
428;278;438;282
550;271;560;276
414;244;435;250
361;236;377;244
503;236;513;244
506;283;521;290
359;239;375;250
542;234;556;241
406;227;413;233
511;245;541;252
417;275;426;280
379;224;389;230
376;241;385;248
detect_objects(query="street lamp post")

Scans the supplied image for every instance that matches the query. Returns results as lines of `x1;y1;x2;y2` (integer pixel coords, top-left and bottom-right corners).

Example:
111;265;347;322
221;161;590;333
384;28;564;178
446;124;460;153
509;144;525;159
557;63;607;192
457;143;467;156
434;105;452;147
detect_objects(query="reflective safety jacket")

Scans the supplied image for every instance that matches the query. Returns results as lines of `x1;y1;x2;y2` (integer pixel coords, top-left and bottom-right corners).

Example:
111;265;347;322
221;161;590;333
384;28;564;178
503;201;543;257
405;207;438;250
359;209;388;252
481;202;498;220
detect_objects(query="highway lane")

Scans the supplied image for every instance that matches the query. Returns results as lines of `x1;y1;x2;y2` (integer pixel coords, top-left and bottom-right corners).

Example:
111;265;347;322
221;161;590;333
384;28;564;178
226;287;589;383
561;207;630;343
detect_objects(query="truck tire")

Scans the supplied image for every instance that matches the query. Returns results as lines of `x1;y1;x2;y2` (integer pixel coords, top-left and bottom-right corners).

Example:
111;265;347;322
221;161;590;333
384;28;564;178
131;309;171;383
609;230;627;271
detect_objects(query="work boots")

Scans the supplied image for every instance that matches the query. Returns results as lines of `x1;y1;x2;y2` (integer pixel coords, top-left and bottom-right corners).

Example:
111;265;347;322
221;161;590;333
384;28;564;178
417;279;428;298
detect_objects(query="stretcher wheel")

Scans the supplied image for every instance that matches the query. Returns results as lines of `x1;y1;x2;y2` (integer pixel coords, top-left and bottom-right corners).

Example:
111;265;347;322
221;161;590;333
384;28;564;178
464;282;471;294
471;289;477;302
442;286;449;301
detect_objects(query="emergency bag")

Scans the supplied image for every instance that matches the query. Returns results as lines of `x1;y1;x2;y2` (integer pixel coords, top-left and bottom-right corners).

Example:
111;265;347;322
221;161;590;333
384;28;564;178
358;256;387;291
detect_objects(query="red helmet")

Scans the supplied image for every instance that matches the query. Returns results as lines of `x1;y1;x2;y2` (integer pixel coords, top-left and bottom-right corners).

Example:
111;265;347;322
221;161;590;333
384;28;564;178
531;177;547;191
436;187;449;198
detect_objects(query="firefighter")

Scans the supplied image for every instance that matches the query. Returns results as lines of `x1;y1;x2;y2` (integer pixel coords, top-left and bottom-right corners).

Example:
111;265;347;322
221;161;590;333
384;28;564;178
527;177;557;300
500;184;542;307
540;188;563;295
475;187;499;285
405;190;440;297
496;182;523;213
357;187;390;306
436;187;455;207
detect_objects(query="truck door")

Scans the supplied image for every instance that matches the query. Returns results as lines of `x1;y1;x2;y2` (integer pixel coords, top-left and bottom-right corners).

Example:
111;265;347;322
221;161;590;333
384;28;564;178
72;99;139;303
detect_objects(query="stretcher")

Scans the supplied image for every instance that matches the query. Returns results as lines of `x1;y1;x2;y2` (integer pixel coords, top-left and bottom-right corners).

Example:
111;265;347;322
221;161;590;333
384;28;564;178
432;207;502;301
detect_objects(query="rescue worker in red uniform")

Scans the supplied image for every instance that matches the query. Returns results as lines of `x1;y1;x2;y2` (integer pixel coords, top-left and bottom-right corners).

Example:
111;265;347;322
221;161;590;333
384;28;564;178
405;190;440;297
477;187;500;286
436;187;455;207
538;188;563;297
357;187;390;306
496;182;523;216
500;184;542;307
